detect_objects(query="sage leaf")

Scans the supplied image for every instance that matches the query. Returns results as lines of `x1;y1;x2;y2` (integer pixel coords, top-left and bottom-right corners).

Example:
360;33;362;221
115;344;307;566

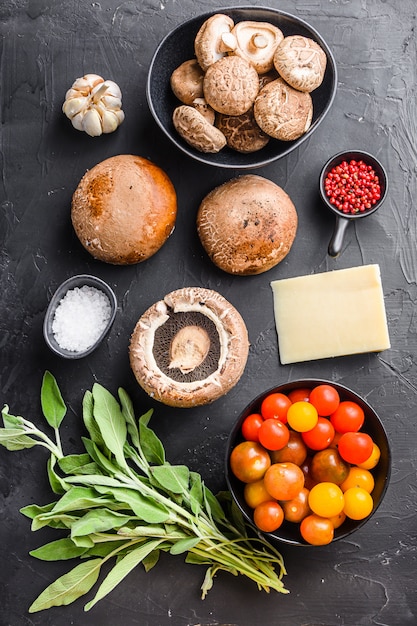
20;502;55;520
91;384;127;468
83;540;127;558
118;388;139;449
82;391;104;446
32;513;78;531
58;453;94;474
72;535;95;548
81;437;120;477
71;509;136;538
0;428;38;450
203;486;227;524
138;413;165;465
1;407;24;428
47;456;68;495
169;537;201;555
151;464;190;495
84;539;163;611
189;471;203;516
96;486;171;524
40;371;66;429
117;524;167;538
28;558;102;612
30;538;88;561
142;549;160;572
48;487;112;514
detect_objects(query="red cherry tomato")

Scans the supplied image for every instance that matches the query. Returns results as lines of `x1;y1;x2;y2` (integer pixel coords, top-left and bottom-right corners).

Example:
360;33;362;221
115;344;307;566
330;400;365;433
253;500;284;533
261;392;292;423
281;487;311;523
230;441;271;483
241;413;264;442
258;419;290;451
270;431;308;466
309;384;340;416
338;432;374;465
302;416;335;451
287;388;311;403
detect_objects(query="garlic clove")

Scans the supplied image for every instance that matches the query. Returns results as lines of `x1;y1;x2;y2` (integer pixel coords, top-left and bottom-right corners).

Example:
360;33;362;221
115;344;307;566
101;110;120;134
62;96;88;118
102;80;122;99
101;94;122;110
82;109;103;137
115;110;125;124
71;112;85;131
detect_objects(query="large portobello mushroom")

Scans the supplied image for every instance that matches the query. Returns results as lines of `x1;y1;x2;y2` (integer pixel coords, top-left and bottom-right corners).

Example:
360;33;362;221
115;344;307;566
129;287;249;408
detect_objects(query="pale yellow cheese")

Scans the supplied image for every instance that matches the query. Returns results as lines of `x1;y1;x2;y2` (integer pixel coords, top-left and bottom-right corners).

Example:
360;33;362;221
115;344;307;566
271;264;390;365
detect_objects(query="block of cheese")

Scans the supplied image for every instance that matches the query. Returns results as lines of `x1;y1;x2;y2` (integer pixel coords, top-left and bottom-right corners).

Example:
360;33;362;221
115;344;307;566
271;264;390;365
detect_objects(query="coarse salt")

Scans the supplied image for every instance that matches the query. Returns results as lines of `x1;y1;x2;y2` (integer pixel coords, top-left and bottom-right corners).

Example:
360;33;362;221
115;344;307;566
52;285;112;352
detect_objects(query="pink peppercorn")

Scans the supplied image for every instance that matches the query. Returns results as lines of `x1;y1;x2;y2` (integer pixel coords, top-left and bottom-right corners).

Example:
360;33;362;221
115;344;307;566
324;159;381;215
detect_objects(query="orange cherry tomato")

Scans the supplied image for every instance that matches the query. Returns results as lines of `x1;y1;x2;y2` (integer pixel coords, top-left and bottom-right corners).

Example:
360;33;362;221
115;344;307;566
253;500;284;532
230;441;271;483
258;419;290;451
281;487;311;523
300;514;334;545
264;462;305;501
287;388;311;403
270;430;308;466
244;479;273;509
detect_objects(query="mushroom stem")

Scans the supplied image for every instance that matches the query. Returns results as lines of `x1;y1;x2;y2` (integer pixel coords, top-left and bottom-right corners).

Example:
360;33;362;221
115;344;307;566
169;325;211;374
250;33;268;50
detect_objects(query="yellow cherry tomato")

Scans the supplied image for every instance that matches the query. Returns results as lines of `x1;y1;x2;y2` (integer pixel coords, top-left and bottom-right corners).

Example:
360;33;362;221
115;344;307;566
308;482;345;518
340;466;375;494
343;487;373;520
287;401;318;432
244;479;273;509
357;442;381;470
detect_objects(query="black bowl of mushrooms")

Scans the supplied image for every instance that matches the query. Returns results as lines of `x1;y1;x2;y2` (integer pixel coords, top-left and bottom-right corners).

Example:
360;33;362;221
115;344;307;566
147;6;337;169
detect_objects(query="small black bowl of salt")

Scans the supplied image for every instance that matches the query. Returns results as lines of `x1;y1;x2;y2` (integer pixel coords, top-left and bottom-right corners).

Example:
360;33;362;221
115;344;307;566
43;275;117;359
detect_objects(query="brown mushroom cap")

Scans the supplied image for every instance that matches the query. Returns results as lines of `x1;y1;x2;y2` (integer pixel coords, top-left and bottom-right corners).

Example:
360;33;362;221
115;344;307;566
231;20;284;74
71;155;177;265
194;13;235;71
172;105;226;153
215;109;270;153
274;35;327;92
129;287;249;408
196;175;298;275
170;59;205;105
203;55;260;116
254;77;313;141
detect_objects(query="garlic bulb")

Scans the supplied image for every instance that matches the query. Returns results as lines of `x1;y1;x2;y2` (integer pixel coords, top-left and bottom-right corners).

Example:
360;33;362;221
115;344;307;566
62;74;125;137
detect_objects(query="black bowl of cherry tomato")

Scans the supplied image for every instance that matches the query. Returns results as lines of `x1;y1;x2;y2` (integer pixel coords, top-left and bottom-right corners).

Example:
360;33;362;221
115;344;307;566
225;379;391;547
319;150;388;257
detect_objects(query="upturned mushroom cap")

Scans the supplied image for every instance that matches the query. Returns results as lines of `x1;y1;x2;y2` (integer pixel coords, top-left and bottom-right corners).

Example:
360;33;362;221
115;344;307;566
274;35;327;92
254;77;313;141
203;55;260;116
196;175;298;275
170;59;205;105
129;287;249;408
231;21;284;74
215;109;270;153
194;13;235;71
71;155;177;264
172;105;226;153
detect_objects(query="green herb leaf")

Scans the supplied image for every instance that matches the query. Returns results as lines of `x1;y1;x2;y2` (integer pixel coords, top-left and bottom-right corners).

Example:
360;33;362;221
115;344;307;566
30;538;89;561
83;540;128;558
169;537;201;555
32;513;79;531
40;371;67;429
84;540;163;611
47;456;68;495
48;487;111;514
142;549;160;572
70;509;136;539
0;428;38;450
91;384;127;469
151;464;190;495
189;471;203;516
118;388;140;449
28;558;102;612
20;502;55;519
96;486;171;524
58;454;95;474
138;412;165;465
81;438;120;477
203;486;227;524
82;391;104;446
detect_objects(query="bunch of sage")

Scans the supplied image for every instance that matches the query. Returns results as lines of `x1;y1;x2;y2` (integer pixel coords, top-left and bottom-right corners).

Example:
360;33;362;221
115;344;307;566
0;371;287;612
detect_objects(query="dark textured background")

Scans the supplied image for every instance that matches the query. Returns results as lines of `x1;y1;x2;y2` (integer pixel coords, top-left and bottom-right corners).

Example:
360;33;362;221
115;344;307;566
1;1;416;625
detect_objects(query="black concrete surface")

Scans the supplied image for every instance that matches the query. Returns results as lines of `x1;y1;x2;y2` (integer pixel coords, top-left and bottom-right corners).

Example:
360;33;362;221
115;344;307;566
1;1;416;625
